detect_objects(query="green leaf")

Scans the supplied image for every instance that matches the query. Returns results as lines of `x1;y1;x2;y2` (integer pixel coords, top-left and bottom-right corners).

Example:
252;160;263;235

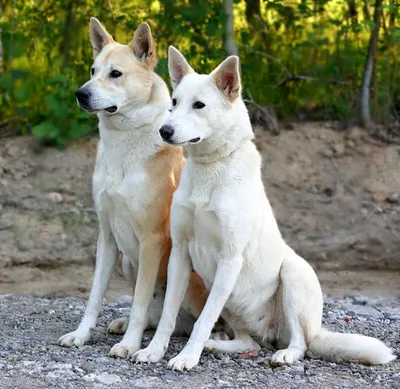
32;122;59;138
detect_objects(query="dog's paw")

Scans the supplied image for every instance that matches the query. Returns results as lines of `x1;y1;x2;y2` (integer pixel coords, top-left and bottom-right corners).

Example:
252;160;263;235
107;317;128;335
58;330;90;348
132;342;166;364
167;349;200;371
271;348;297;366
109;342;140;359
204;339;219;351
209;331;230;341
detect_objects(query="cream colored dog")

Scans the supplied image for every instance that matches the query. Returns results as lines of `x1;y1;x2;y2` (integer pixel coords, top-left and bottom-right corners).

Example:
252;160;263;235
58;20;211;358
133;47;396;370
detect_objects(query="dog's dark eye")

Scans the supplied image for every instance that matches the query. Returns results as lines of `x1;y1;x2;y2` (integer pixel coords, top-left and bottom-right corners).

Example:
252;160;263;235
91;68;95;76
172;98;177;107
193;101;205;109
110;70;122;78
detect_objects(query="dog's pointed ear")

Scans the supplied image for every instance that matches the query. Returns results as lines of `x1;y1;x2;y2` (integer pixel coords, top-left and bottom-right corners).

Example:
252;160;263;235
168;46;194;89
129;22;157;69
89;17;114;59
211;56;241;102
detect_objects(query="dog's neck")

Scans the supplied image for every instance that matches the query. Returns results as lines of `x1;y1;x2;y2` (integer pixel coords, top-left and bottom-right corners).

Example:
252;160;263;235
186;120;254;165
97;73;171;164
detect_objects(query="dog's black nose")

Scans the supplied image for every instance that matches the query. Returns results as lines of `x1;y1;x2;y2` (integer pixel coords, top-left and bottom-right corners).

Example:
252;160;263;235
75;88;91;103
159;124;174;140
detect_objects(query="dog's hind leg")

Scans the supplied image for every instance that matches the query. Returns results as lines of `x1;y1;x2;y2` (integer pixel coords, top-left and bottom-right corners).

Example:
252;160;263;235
59;229;118;347
205;310;259;353
205;331;259;353
108;317;129;335
271;249;322;366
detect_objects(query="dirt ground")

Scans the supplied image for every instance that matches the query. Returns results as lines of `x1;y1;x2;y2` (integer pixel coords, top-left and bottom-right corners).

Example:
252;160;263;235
0;122;399;298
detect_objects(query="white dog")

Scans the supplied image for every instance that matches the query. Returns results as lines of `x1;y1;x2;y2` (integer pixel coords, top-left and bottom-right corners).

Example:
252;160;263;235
58;20;213;358
133;46;396;370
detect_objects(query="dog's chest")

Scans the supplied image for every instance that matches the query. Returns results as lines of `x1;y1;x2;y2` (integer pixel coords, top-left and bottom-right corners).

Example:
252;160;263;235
93;162;147;257
175;175;226;288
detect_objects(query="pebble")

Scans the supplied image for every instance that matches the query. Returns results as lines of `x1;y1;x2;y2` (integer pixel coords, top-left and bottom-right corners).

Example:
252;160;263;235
163;371;180;381
45;192;63;203
342;303;384;319
111;295;133;308
388;192;400;203
96;372;122;384
80;361;97;373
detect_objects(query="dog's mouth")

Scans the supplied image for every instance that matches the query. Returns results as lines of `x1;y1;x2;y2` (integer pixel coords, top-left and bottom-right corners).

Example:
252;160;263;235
77;101;94;113
77;101;118;115
164;137;201;146
105;106;118;114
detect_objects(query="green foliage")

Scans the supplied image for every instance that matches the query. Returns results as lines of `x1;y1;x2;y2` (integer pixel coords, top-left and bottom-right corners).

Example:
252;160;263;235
1;0;400;146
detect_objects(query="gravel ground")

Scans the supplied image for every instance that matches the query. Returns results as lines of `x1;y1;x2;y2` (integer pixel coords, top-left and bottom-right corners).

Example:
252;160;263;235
0;294;399;389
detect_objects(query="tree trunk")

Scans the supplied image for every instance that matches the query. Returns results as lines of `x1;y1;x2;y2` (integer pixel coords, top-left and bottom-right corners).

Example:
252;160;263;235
0;0;3;73
362;0;371;20
222;0;238;56
245;0;259;25
62;1;73;69
384;0;398;119
347;0;358;26
360;0;382;127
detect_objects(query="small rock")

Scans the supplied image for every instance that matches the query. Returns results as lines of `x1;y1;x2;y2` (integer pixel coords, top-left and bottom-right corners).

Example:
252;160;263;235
46;371;59;379
273;365;288;372
357;144;374;156
346;140;355;148
346;127;364;141
7;146;20;158
238;349;258;359
46;192;63;203
372;193;386;203
22;360;36;367
321;149;333;158
1;256;13;267
369;235;383;246
387;192;400;203
111;295;133;307
63;195;76;204
163;371;180;381
94;373;122;384
80;361;97;373
343;303;383;319
333;143;345;155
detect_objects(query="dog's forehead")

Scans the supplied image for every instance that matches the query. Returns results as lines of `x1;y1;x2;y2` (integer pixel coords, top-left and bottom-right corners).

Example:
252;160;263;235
94;44;137;69
175;74;213;99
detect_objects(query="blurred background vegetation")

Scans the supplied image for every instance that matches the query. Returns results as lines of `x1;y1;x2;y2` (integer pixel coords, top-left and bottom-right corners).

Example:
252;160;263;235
0;0;399;147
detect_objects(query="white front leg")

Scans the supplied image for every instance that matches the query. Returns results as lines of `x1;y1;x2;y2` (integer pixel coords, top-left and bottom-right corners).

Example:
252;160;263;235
168;256;243;371
58;230;118;347
109;234;164;358
133;244;191;363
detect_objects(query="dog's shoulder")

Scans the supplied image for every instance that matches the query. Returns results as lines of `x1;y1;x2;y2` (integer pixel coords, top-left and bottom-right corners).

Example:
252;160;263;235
145;145;185;186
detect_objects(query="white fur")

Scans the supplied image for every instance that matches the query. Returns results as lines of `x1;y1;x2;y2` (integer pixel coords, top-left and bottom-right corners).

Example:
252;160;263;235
134;47;396;371
58;22;198;357
58;73;171;355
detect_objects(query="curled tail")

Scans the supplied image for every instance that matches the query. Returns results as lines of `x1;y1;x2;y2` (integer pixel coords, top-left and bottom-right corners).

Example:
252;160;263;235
307;329;396;365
